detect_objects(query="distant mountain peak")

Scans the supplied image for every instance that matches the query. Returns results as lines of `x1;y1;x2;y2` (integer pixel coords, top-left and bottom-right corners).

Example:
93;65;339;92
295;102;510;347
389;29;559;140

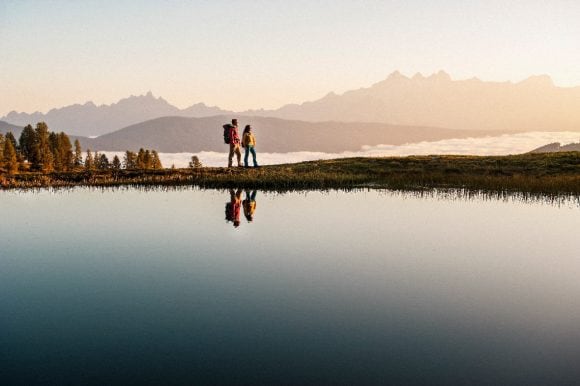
519;74;554;87
388;70;408;80
428;70;452;81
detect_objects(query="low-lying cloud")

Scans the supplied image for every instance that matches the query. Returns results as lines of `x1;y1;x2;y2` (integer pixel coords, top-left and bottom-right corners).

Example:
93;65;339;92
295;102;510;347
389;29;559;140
103;131;580;168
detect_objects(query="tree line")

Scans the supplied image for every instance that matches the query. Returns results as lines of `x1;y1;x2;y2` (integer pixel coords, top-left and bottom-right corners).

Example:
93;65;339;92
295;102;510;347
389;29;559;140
1;122;165;174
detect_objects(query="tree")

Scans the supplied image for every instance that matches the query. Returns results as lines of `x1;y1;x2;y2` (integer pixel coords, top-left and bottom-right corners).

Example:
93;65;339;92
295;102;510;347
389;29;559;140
19;124;35;162
136;148;146;169
189;155;202;168
85;149;94;171
73;139;83;168
32;122;53;172
151;150;163;169
3;138;19;174
5;131;18;151
111;155;121;170
123;151;136;169
0;133;4;169
143;150;152;169
57;132;73;171
96;153;109;170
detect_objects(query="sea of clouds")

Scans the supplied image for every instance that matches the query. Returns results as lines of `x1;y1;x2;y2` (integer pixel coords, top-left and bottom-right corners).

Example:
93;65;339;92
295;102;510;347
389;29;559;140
102;131;580;168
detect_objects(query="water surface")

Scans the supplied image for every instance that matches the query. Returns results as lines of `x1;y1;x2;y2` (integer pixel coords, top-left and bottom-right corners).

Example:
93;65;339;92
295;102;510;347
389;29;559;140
1;188;579;385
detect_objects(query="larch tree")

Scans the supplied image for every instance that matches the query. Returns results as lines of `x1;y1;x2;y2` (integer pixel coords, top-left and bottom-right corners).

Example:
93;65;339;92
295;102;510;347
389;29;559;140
85;149;94;171
3;138;19;174
18;124;36;162
73;140;83;168
189;155;202;168
111;155;121;170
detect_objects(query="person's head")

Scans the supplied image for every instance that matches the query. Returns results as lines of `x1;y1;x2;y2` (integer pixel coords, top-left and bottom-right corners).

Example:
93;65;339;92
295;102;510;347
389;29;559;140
232;119;238;126
243;125;251;134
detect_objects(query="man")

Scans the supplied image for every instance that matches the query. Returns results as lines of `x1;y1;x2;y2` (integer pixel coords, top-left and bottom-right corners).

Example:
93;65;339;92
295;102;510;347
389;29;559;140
228;119;242;167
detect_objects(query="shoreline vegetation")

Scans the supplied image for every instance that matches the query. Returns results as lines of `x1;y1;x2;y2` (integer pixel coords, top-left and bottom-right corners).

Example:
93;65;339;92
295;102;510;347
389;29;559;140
2;153;579;196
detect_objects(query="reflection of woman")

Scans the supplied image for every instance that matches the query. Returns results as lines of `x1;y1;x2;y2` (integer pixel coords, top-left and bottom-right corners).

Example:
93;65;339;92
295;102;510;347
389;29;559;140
242;125;259;168
243;190;257;222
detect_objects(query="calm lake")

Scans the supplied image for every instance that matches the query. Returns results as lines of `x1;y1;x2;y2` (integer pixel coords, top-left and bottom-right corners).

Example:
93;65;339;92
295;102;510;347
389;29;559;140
1;188;579;385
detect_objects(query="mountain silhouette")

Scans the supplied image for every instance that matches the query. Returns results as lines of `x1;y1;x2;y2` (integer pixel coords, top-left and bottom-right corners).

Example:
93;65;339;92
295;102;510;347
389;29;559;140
80;115;499;153
4;71;580;137
246;71;580;132
2;92;231;137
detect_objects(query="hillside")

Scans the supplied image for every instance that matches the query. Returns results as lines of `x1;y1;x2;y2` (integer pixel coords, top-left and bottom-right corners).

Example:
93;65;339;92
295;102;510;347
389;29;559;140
0;121;23;136
81;115;500;153
247;71;580;132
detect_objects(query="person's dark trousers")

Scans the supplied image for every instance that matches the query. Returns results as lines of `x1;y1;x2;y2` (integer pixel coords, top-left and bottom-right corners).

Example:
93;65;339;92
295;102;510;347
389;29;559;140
244;145;258;167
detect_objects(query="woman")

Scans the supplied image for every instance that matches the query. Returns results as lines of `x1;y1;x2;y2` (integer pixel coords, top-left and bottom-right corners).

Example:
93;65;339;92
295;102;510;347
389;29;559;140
242;125;259;167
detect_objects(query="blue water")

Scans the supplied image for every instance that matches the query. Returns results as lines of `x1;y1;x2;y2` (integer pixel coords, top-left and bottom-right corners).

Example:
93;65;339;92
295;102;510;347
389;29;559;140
1;188;579;385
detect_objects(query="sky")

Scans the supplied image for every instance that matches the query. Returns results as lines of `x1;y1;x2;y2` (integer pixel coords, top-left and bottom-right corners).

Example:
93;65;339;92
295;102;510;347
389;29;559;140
1;0;580;115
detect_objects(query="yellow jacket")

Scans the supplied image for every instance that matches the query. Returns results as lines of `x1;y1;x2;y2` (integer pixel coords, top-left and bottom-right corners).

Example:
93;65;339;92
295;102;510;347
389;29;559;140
243;132;256;147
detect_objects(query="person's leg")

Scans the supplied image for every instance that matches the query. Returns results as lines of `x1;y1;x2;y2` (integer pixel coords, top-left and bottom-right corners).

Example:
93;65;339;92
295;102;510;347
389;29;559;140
244;146;249;167
250;146;258;167
228;144;234;167
235;145;242;166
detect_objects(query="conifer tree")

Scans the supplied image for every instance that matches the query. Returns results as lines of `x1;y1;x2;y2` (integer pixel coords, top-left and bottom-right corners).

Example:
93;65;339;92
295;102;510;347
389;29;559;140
136;148;146;169
19;124;35;162
151;150;163;169
123;151;136;169
97;153;109;170
112;155;121;170
85;149;94;170
189;155;202;168
56;132;73;171
73;140;83;167
5;131;18;151
32;122;54;172
3;138;19;174
0;133;5;169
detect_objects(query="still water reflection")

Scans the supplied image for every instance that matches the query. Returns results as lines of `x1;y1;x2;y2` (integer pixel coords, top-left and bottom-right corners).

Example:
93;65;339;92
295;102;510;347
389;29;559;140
1;188;579;385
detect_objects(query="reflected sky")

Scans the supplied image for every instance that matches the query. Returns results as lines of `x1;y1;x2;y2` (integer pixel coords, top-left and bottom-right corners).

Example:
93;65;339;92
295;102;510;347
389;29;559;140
1;188;579;384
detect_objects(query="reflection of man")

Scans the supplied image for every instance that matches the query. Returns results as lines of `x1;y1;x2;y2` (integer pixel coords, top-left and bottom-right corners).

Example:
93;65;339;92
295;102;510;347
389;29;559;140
225;189;242;227
243;190;257;222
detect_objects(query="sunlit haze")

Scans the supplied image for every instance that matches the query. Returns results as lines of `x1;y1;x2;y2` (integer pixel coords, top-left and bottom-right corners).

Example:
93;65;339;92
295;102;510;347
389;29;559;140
1;0;580;115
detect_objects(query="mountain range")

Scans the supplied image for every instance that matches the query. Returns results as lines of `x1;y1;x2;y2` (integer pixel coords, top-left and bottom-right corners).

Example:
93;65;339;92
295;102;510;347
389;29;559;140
2;93;231;137
3;71;580;137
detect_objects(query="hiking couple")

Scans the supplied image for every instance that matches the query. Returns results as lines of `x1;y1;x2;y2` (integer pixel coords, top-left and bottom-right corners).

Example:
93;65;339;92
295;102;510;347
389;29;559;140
223;118;259;168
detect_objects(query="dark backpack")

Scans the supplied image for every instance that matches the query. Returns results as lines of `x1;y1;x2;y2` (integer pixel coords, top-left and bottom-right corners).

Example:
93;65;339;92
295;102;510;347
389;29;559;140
223;124;232;144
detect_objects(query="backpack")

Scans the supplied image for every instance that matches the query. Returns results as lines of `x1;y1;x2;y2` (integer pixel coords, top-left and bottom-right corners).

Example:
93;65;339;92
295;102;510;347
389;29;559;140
223;124;232;144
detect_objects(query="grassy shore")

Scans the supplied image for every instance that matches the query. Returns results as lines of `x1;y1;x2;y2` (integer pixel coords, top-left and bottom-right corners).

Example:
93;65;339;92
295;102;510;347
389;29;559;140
1;152;579;195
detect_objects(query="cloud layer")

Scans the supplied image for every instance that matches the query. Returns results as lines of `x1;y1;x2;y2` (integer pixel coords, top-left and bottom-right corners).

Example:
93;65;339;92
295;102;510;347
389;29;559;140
103;131;580;168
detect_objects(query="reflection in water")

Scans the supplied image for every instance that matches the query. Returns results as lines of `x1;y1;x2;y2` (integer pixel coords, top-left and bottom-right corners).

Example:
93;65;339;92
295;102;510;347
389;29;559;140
225;189;258;226
243;190;257;222
5;185;579;208
225;188;242;227
1;188;579;384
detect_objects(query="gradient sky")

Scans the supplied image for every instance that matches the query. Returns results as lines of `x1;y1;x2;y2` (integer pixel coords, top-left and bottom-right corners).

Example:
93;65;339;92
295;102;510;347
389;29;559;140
1;0;580;115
